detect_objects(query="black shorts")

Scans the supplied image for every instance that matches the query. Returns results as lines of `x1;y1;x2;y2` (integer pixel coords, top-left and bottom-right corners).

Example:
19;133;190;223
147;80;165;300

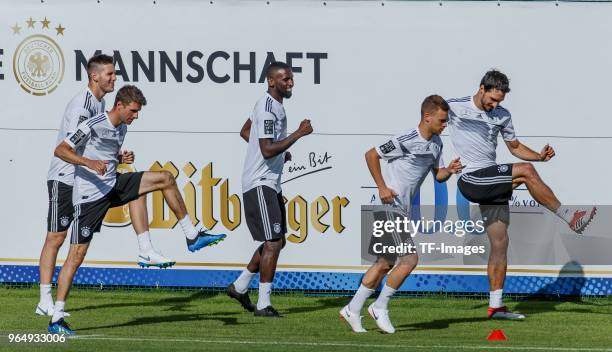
458;164;513;226
47;180;74;232
243;186;286;242
368;208;416;263
71;172;144;244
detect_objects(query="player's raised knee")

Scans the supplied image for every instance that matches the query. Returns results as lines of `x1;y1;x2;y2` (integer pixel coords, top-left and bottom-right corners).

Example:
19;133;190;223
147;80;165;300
524;163;540;182
515;162;537;179
159;170;176;188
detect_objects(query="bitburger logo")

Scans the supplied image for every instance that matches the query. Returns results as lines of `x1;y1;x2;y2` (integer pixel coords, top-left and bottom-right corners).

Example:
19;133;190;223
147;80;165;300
10;17;65;96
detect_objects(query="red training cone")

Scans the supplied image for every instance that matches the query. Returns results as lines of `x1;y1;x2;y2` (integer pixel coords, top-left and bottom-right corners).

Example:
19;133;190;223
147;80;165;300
487;329;508;341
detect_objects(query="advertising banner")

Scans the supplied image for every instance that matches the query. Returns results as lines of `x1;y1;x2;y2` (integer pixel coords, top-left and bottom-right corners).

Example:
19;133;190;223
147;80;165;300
1;0;611;294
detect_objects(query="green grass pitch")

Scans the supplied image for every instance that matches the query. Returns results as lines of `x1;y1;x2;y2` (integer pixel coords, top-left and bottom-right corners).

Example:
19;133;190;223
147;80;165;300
1;287;611;351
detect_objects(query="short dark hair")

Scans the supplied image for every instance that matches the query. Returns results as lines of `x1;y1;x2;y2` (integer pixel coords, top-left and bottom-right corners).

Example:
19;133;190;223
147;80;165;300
480;70;510;93
421;95;449;117
266;61;291;80
87;54;114;78
114;85;147;107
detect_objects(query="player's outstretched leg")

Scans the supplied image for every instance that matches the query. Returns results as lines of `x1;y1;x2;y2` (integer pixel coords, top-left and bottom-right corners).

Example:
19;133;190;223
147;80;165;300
138;171;226;252
129;195;176;268
485;220;525;320
512;163;596;234
227;244;261;312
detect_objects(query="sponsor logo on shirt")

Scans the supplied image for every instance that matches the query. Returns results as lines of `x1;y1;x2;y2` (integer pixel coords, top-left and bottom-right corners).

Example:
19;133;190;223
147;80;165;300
379;141;396;154
264;120;274;135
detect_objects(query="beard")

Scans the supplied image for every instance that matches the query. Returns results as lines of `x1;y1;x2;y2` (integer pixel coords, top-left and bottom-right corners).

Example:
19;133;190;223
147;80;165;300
480;97;493;112
102;82;115;93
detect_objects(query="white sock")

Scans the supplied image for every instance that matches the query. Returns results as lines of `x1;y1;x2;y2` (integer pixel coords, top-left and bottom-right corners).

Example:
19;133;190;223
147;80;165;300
555;205;574;224
348;284;374;314
257;282;272;310
137;231;154;253
373;285;396;310
195;222;206;232
179;216;198;240
51;301;65;323
489;289;503;308
40;284;53;305
233;269;256;294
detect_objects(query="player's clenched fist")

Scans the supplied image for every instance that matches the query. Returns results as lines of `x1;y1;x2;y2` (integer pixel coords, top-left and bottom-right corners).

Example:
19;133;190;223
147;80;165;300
298;119;313;137
539;143;555;161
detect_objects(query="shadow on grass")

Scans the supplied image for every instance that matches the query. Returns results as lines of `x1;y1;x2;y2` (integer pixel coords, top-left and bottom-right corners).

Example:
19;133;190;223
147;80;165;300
77;312;252;332
512;300;610;316
396;316;490;331
69;290;221;313
68;288;349;319
473;261;610;316
281;296;347;315
70;292;348;317
513;261;611;316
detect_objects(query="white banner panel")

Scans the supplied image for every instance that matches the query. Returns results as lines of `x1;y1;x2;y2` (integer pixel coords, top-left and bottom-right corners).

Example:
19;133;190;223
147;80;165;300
1;0;611;284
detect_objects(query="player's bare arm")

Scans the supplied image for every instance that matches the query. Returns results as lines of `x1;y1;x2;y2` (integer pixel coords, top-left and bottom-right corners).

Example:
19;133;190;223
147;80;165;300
505;140;555;162
365;148;397;204
432;157;464;182
258;119;312;159
54;141;108;175
240;118;251;142
242;118;289;161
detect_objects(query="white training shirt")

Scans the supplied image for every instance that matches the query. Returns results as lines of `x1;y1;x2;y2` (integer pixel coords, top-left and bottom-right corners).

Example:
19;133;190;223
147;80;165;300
47;88;105;185
242;93;288;193
64;112;127;205
375;127;444;206
446;96;516;174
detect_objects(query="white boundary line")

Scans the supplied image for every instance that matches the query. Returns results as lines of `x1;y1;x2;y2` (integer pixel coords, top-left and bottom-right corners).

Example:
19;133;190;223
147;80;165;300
66;335;612;351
